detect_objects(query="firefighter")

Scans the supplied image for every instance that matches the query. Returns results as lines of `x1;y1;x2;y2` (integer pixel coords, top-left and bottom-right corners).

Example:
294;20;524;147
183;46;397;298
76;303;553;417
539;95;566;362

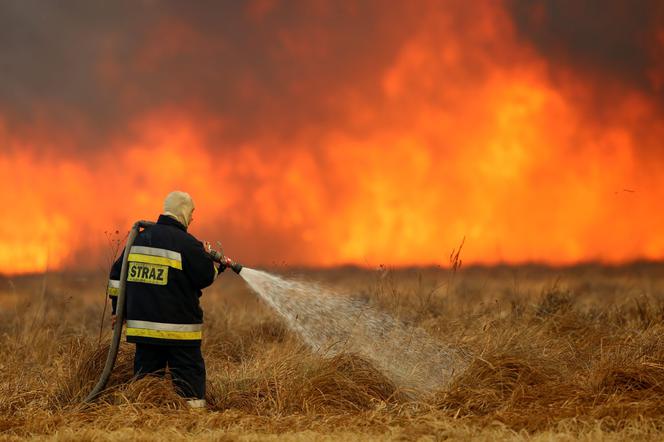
107;191;229;408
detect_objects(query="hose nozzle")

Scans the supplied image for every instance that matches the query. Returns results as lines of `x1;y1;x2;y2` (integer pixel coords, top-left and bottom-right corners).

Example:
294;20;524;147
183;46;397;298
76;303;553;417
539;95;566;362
207;249;243;274
229;261;243;274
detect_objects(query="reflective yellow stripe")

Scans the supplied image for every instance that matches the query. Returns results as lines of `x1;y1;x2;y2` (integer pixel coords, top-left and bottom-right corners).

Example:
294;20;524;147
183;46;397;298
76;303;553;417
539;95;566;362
127;320;201;332
128;253;183;270
126;327;202;340
130;246;181;261
107;279;120;297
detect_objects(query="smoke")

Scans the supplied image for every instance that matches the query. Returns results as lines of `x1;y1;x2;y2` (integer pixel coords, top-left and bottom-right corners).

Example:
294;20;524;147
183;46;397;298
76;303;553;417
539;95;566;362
507;0;664;96
2;1;662;141
0;0;425;149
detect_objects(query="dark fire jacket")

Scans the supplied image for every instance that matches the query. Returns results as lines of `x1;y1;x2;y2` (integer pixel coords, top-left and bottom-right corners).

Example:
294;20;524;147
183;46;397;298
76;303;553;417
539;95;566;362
107;215;218;346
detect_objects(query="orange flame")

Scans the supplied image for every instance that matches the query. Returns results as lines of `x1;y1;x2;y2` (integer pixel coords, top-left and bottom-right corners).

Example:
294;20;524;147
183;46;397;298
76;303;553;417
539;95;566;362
1;2;663;274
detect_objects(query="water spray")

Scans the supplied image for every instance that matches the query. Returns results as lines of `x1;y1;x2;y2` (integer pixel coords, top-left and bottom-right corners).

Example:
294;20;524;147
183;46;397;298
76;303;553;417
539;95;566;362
239;268;469;393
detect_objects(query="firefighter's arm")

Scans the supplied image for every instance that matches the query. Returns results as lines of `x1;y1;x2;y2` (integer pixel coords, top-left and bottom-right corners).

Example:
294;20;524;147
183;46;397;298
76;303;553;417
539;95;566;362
183;237;217;290
203;241;226;278
107;248;124;315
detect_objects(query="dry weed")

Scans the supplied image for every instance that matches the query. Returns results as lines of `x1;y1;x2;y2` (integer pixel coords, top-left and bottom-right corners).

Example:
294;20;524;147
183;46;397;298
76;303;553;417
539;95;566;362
2;266;664;440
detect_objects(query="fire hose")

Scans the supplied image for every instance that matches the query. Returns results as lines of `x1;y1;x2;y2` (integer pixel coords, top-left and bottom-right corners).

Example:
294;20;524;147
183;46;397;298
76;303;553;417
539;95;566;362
83;220;242;403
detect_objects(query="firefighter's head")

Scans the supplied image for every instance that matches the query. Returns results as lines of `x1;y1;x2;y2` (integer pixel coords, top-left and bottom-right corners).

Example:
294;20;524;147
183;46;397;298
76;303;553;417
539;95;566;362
163;191;195;228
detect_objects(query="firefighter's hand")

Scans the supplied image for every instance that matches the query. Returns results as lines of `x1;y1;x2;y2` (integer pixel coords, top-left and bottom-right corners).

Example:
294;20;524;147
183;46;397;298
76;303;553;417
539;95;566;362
217;257;231;272
111;315;124;329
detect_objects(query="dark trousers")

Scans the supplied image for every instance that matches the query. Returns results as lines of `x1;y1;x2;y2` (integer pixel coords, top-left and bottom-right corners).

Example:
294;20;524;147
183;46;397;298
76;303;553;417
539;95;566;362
134;343;206;399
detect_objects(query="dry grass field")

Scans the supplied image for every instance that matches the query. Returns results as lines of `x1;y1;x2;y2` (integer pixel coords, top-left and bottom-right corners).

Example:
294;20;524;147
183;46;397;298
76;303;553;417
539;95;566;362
3;263;664;441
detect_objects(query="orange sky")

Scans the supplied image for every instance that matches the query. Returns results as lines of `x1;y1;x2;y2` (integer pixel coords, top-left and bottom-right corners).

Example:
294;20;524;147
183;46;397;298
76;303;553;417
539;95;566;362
1;0;664;274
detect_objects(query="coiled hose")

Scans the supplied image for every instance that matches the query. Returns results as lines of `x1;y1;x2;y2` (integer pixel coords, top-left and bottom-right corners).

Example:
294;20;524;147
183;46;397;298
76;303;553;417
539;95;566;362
83;220;154;403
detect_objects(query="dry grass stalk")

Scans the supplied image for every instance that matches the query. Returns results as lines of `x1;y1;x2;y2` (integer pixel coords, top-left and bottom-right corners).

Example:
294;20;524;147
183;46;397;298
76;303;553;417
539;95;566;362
3;266;664;439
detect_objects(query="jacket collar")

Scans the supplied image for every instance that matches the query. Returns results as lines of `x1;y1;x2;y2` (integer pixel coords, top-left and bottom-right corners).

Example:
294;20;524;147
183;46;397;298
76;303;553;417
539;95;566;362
157;214;187;232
